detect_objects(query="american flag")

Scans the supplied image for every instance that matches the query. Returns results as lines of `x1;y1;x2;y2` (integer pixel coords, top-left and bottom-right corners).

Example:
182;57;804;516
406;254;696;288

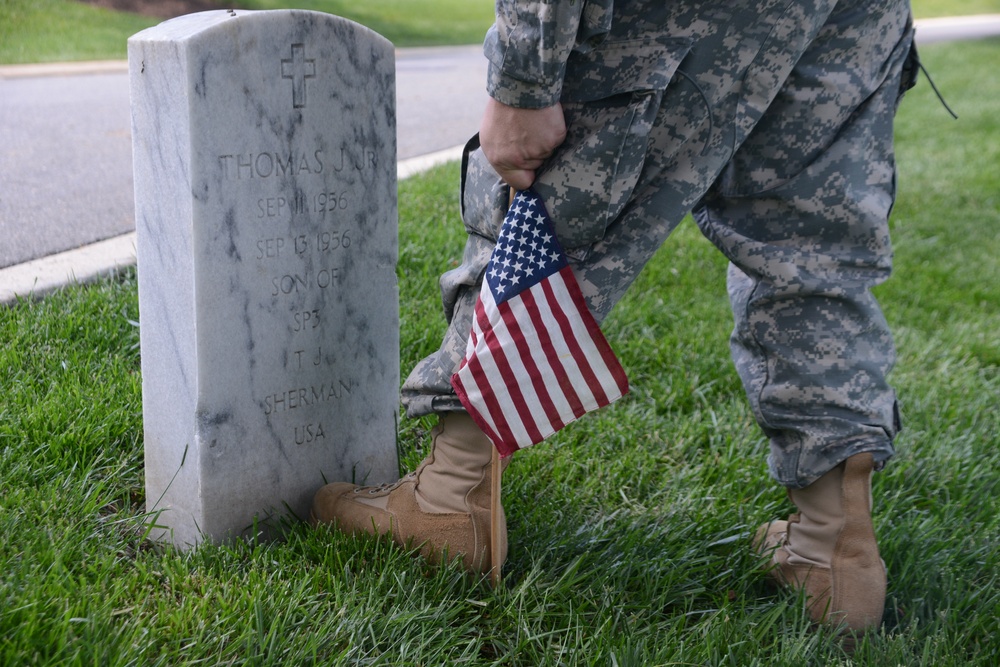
450;189;629;457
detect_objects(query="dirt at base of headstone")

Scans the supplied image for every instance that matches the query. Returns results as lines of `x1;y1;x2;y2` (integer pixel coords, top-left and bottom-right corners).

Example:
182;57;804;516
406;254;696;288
77;0;243;20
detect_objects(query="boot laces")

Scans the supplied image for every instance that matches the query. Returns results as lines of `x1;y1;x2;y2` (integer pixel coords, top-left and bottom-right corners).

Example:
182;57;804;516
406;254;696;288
353;472;417;495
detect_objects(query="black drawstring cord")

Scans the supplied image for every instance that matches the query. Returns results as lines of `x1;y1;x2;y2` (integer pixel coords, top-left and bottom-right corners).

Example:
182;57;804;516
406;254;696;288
918;57;959;119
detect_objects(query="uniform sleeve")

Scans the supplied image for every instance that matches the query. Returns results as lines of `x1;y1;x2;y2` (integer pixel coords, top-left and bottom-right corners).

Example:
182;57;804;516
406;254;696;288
484;0;612;108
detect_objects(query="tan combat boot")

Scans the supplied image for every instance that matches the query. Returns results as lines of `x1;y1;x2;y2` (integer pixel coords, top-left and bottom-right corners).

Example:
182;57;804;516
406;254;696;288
311;412;506;579
755;452;886;640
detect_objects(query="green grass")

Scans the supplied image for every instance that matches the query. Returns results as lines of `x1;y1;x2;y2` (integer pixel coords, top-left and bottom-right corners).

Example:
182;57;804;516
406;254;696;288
235;0;496;47
0;0;495;64
2;37;999;666
0;0;156;64
914;0;1000;17
0;0;993;65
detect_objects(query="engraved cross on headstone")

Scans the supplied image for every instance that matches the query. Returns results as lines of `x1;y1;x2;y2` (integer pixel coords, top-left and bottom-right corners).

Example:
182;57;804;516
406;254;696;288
281;43;315;109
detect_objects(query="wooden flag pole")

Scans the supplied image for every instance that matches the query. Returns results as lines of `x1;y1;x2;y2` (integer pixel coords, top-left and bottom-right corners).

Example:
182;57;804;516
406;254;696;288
489;446;502;588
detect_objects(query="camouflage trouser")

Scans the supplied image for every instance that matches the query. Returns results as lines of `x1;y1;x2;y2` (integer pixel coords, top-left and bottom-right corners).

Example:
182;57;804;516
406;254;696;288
401;0;914;488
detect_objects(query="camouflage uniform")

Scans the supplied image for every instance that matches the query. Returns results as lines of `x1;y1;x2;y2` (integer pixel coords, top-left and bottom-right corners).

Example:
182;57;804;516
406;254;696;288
401;0;915;488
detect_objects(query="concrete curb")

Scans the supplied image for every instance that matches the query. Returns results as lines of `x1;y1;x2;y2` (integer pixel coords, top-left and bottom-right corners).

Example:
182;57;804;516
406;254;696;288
914;14;1000;43
0;233;139;305
0;60;129;79
0;146;467;305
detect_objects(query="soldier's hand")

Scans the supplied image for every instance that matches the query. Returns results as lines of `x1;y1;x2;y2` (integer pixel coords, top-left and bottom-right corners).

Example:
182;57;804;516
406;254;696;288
480;98;566;190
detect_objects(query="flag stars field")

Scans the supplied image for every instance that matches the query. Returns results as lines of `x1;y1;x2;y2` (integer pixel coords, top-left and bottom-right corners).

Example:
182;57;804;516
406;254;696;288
488;194;564;300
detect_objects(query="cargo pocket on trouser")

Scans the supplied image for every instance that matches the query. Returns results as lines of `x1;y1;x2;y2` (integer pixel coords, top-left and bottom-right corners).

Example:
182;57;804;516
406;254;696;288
532;36;692;260
399;136;499;418
460;36;692;262
459;134;510;249
436;134;509;327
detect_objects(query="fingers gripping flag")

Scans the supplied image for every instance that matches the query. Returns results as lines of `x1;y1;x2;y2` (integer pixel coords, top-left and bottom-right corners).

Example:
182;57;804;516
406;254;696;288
450;189;629;458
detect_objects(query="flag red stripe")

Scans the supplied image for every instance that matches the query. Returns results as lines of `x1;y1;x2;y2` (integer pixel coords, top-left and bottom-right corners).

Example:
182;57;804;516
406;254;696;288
451;370;507;450
453;298;528;454
451;325;508;449
560;268;630;396
532;275;603;416
529;271;607;413
518;286;587;419
457;298;521;451
497;293;567;434
541;269;611;408
556;267;627;400
479;301;546;445
452;353;520;455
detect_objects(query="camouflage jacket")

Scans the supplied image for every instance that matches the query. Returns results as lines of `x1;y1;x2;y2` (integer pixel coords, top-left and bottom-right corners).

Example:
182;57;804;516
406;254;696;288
477;0;692;252
484;0;615;108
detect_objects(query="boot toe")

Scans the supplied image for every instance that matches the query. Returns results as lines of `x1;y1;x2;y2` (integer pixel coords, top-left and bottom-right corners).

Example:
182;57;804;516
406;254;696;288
310;482;358;525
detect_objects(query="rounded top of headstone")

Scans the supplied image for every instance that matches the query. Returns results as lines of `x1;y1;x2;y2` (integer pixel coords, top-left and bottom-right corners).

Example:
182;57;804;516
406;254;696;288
128;9;393;55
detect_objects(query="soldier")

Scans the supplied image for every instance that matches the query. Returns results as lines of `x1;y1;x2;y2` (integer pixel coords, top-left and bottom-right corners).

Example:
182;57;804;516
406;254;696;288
313;0;917;639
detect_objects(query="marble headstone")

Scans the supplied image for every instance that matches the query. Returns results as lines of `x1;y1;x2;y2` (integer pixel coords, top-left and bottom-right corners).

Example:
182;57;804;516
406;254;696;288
129;10;399;547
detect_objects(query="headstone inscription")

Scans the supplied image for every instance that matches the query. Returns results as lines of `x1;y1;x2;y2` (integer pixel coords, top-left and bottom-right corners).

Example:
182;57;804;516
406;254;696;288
128;10;399;547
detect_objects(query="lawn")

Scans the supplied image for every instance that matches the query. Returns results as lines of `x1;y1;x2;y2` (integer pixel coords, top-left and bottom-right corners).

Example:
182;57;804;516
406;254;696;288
915;0;1000;17
0;0;995;64
0;0;496;64
2;34;998;664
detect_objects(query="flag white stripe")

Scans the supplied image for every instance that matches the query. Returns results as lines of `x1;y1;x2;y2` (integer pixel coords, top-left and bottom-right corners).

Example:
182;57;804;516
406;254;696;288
532;273;603;409
503;283;579;426
480;294;557;441
544;272;625;402
473;291;537;445
459;262;624;448
461;307;505;442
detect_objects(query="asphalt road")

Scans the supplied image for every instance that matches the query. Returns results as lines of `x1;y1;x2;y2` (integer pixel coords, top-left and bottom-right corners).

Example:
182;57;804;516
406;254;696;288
1;15;999;302
0;45;489;271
